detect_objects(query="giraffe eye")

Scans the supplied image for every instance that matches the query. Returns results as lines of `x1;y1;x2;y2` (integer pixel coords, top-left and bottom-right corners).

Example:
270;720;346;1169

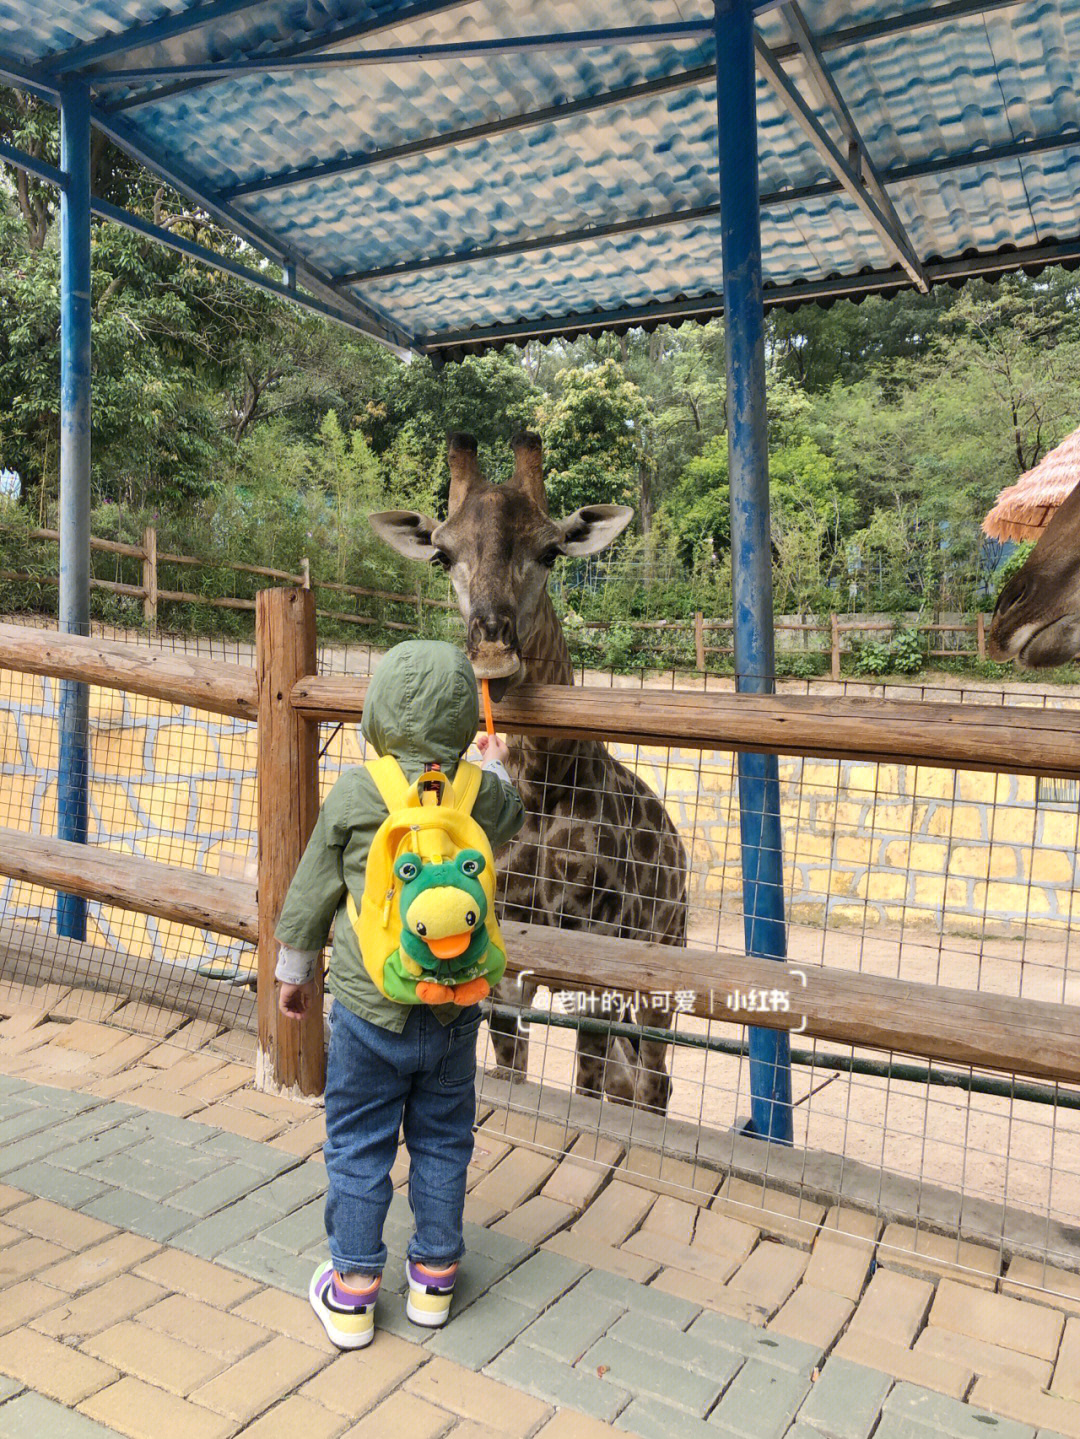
431;550;451;570
539;547;561;568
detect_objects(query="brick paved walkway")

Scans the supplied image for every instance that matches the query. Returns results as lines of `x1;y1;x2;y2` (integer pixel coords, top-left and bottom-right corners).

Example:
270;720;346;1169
1;982;1079;1438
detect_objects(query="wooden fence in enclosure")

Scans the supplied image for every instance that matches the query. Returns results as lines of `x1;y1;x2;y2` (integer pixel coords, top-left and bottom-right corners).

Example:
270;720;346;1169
0;523;454;633
590;611;990;676
2;523;996;674
2;592;1080;1102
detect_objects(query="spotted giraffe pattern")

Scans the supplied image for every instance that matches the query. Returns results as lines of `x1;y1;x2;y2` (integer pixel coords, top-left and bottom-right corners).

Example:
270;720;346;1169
491;592;688;1110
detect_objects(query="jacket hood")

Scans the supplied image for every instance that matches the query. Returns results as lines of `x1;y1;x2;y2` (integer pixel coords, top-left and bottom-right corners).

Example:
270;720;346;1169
361;641;479;779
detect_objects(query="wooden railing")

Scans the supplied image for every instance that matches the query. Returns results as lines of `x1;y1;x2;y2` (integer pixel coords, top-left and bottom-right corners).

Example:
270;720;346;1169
580;611;990;676
0;524;454;633
2;599;1080;1100
4;525;994;676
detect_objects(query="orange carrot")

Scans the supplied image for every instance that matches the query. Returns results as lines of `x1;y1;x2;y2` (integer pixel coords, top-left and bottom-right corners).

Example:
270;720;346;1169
481;678;496;736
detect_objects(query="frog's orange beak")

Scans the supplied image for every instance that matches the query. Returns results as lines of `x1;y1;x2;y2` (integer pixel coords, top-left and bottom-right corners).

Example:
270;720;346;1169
426;933;472;960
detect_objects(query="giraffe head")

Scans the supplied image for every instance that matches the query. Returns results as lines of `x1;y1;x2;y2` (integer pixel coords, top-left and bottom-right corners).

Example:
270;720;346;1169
988;477;1080;667
369;432;633;695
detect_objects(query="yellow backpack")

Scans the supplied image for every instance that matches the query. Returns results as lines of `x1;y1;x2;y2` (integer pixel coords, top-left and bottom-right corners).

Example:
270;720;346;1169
346;756;507;1007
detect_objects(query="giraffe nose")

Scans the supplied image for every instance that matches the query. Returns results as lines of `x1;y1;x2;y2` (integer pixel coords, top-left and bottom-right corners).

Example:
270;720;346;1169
469;610;517;652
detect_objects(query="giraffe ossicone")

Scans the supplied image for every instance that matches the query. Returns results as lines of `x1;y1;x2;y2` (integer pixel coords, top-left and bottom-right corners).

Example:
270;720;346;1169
369;432;688;1112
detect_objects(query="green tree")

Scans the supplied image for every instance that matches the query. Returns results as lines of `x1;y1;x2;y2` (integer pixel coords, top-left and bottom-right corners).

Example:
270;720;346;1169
541;359;648;516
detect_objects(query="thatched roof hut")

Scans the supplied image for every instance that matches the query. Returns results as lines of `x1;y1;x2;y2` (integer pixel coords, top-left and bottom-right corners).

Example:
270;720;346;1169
982;426;1080;542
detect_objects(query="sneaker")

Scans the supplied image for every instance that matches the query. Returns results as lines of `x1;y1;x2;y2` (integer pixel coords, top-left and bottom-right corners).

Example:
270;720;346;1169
405;1259;458;1327
309;1261;379;1349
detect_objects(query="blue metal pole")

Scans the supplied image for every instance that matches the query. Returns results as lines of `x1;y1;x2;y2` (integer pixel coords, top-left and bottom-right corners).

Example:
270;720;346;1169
57;77;92;941
714;0;793;1143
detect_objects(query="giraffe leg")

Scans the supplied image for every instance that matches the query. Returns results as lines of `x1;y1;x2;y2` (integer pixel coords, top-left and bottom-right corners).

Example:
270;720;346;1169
631;1000;674;1113
485;974;535;1082
574;995;639;1105
580;1032;639;1105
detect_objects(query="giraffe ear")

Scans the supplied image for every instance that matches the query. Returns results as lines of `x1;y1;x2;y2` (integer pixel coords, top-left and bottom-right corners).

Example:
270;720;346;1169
556;505;634;556
368;509;440;562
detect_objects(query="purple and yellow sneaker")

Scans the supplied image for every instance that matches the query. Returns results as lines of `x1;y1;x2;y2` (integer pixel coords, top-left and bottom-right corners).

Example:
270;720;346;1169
309;1261;379;1349
406;1259;458;1327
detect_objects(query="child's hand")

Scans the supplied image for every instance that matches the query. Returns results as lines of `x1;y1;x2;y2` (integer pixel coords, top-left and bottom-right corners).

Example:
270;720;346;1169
477;732;509;767
278;981;314;1018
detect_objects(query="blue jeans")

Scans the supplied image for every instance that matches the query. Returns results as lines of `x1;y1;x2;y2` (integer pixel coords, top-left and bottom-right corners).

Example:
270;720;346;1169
322;999;481;1275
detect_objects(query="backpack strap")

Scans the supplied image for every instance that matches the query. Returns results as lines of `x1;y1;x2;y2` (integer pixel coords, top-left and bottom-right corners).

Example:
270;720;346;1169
367;754;482;817
451;760;483;816
366;755;411;812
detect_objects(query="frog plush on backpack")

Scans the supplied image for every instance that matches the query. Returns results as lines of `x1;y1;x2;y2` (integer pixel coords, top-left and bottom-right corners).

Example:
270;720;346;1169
346;755;508;1007
382;848;505;1005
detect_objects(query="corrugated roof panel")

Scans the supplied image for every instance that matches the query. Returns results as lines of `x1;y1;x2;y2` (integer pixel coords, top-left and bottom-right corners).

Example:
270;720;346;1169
352;193;884;336
5;0;1080;352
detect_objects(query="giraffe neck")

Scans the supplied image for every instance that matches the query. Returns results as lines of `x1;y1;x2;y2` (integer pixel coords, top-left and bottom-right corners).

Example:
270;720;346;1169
519;591;574;688
507;591;602;785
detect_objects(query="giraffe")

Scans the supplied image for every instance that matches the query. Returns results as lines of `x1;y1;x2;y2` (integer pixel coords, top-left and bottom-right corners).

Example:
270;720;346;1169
988;478;1080;666
370;431;689;1111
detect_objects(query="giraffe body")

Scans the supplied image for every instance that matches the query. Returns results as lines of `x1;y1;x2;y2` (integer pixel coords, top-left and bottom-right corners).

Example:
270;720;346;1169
370;432;688;1110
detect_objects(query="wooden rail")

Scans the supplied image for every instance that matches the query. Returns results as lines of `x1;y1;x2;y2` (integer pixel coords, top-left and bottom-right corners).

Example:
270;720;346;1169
0;829;257;943
584;610;991;673
290;675;1080;778
502;923;1080;1087
1;524;449;633
0;622;258;721
5;601;1080;1104
3;819;1077;1087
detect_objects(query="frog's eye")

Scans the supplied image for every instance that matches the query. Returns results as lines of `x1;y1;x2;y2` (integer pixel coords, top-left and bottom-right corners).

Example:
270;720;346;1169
457;850;484;877
395;853;421;882
415;921;427;937
465;910;477;928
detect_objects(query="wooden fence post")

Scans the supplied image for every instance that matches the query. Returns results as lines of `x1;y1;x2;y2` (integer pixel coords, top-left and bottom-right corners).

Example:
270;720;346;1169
300;557;310;590
255;586;322;1096
977;612;986;661
142;525;157;632
830;612;840;681
694;612;705;671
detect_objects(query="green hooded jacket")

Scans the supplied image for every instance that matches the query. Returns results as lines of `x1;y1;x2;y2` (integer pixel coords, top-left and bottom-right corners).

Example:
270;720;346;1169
274;641;525;1031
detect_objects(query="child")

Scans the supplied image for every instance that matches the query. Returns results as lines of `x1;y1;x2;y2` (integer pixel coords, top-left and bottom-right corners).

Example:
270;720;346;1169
274;640;524;1349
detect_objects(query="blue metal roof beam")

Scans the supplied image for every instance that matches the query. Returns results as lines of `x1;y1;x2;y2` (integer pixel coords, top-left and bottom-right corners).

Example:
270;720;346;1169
40;0;277;76
90;104;414;350
0;47;60;99
416;234;1080;354
335;124;1080;287
92;22;717;89
221;64;716;201
0;133;409;350
95;0;482;114
334;185;826;286
779;1;911;241
0;139;67;188
91;198;409;349
754;32;928;292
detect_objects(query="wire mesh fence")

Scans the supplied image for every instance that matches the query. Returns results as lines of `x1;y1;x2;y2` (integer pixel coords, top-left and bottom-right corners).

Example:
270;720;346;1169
0;616;257;1038
3;618;1080;1289
314;639;1080;1289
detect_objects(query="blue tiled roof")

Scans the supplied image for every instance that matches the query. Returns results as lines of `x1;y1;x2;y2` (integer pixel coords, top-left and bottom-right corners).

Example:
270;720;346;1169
5;1;1080;355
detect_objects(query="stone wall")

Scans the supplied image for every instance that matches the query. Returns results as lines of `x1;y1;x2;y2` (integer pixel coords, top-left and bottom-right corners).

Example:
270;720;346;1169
622;746;1079;937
